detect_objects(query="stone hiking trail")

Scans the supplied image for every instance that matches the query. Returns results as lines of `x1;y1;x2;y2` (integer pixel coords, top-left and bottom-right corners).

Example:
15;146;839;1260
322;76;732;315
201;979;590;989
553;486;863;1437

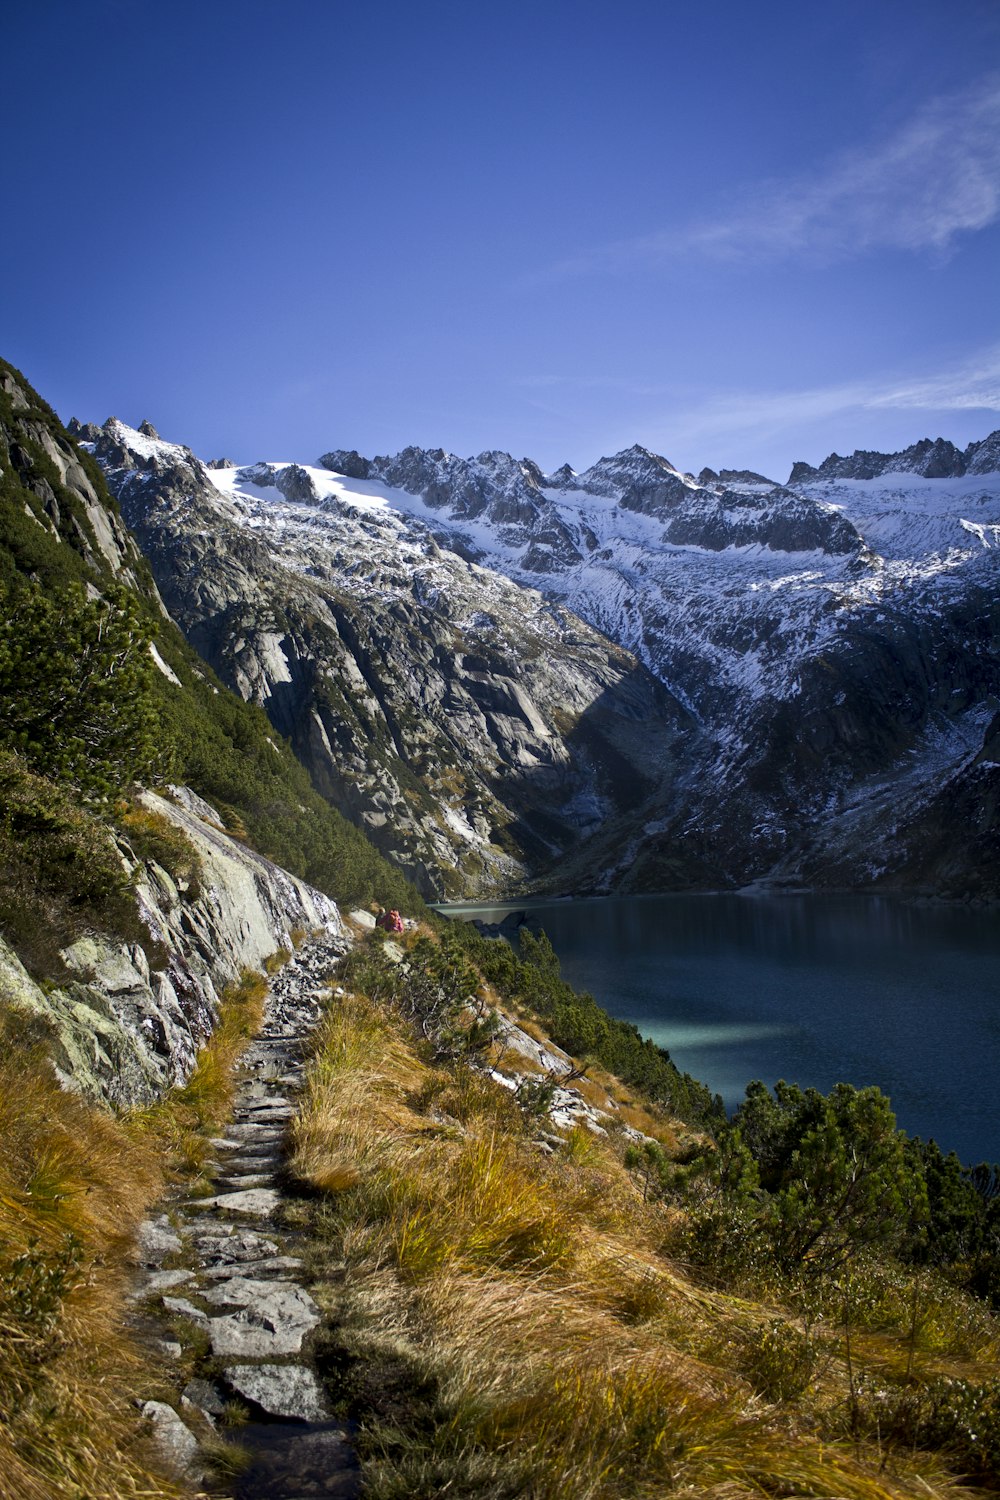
133;933;361;1499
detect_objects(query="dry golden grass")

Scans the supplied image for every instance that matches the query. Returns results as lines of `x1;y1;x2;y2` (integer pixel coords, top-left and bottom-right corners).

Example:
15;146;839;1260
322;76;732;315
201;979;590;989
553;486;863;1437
0;958;276;1499
0;1017;181;1500
115;801;203;896
487;1013;688;1152
293;983;996;1500
507;1013;550;1044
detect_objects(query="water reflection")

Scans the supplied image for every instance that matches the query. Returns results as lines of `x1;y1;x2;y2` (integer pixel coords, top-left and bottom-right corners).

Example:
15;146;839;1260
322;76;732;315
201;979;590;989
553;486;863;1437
642;1022;798;1048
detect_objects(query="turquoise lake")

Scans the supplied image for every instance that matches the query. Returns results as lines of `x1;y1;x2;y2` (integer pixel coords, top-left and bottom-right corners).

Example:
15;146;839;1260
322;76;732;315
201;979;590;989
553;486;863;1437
440;893;1000;1165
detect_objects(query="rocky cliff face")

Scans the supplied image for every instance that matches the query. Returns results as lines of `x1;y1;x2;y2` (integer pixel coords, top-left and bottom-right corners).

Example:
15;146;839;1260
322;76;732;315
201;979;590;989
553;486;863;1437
92;421;694;897
0;787;341;1107
0;365;156;598
311;432;1000;900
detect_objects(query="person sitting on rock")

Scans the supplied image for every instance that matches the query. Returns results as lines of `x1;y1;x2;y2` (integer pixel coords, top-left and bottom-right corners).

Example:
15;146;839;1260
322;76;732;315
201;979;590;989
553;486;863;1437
375;907;404;934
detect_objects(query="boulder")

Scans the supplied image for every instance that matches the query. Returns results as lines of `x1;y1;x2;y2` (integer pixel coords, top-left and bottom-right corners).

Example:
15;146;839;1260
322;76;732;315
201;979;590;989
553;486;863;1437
223;1362;329;1421
140;1402;200;1478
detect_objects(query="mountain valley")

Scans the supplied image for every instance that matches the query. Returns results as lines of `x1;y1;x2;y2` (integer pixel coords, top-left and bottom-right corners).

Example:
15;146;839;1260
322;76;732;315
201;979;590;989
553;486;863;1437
2;358;999;1500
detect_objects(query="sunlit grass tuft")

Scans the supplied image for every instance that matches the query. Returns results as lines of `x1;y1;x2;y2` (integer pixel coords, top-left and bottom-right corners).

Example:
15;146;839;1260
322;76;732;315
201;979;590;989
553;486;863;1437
132;966;269;1172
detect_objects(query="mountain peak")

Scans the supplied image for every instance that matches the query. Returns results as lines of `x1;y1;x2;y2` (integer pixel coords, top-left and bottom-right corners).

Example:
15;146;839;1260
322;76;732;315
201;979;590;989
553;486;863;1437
788;429;1000;485
572;445;693;511
94;417;200;475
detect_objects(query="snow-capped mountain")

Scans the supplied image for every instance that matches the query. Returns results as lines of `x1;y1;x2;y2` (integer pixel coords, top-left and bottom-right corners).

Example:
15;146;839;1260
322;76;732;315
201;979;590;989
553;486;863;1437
83;420;693;897
315;432;1000;897
85;415;1000;900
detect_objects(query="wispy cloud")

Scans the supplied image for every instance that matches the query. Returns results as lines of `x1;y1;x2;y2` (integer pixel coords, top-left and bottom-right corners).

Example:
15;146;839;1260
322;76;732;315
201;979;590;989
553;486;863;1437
533;73;1000;280
520;345;1000;429
642;345;1000;458
864;352;1000;413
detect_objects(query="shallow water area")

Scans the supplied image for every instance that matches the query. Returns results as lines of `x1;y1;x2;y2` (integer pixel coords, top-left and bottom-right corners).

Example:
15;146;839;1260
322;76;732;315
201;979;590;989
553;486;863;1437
227;1419;360;1499
440;892;1000;1164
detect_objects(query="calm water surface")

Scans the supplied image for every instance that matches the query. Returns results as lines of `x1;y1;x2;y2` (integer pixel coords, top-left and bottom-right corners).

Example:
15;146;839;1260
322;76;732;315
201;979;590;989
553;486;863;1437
442;893;1000;1165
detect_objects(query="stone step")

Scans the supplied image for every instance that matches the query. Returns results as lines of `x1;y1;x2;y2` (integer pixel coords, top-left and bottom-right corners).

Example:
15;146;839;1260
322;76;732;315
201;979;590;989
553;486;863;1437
218;1172;275;1189
187;1187;284;1217
223;1362;329;1422
201;1255;303;1279
220;1153;284;1170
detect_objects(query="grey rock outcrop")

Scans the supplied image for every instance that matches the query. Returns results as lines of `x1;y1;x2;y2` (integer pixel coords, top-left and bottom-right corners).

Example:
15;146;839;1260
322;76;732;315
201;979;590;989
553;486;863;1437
572;444;695;513
224;1363;329;1422
660;485;863;556
787;429;1000;484
1;371;156;593
322;448;372;480
321;444;586;564
140;1401;200;1479
273;462;320;502
204;1278;321;1356
966;431;1000;475
0;787;341;1107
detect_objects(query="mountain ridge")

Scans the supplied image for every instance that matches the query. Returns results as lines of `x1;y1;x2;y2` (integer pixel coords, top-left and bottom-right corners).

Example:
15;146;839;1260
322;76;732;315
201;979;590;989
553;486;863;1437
85;412;1000;900
304;428;1000;899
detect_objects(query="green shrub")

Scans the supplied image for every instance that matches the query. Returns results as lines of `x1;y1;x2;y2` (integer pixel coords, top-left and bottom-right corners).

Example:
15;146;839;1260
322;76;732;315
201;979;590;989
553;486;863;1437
675;1200;780;1294
0;1232;83;1377
728;1080;928;1275
0;578;171;800
834;1374;1000;1481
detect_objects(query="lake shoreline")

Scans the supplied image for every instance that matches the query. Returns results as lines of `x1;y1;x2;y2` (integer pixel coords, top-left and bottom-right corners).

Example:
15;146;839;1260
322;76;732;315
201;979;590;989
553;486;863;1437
437;884;1000;914
437;891;1000;1166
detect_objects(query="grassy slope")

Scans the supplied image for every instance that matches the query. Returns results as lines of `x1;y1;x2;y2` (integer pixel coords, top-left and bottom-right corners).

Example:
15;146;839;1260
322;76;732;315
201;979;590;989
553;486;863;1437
291;928;1000;1500
0;967;270;1500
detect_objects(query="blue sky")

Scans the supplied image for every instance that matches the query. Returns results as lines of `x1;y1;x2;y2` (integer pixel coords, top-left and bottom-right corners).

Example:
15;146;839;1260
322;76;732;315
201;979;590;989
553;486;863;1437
5;0;999;481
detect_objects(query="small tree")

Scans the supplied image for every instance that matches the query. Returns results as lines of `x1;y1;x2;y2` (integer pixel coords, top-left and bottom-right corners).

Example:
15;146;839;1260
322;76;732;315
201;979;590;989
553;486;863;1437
735;1080;928;1275
0;580;170;799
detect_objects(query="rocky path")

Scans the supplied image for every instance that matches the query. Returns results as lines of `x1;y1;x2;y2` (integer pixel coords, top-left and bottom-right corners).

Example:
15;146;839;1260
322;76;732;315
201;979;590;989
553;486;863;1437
134;935;360;1499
